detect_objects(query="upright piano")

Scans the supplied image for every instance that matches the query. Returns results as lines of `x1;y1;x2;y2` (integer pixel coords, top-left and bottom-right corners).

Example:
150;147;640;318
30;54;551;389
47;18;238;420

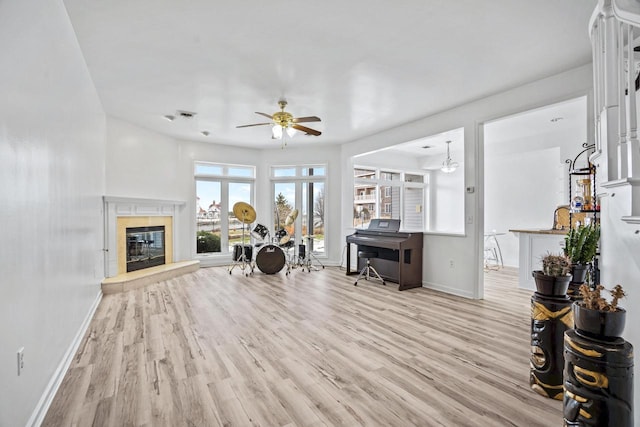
346;219;423;290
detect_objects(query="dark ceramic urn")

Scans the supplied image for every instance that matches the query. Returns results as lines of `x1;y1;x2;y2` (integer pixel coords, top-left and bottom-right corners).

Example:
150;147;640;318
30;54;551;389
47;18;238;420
532;270;571;296
573;303;626;340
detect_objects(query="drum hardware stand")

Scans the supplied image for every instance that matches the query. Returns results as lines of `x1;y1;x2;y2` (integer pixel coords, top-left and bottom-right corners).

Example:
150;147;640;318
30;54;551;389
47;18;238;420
281;209;299;276
299;235;325;273
228;202;255;276
278;243;295;273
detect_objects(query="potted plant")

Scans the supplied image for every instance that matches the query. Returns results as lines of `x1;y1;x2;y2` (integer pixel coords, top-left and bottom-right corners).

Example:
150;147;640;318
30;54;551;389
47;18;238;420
564;224;600;284
574;284;626;340
532;252;572;296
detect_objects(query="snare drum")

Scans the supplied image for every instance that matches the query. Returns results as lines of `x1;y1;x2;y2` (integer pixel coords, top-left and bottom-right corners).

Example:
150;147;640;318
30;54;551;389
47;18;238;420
255;244;285;274
275;229;291;245
251;223;269;241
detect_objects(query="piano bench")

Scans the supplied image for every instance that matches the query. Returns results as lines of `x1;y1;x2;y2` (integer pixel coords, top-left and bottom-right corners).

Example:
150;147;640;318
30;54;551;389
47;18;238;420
358;251;378;260
354;251;385;286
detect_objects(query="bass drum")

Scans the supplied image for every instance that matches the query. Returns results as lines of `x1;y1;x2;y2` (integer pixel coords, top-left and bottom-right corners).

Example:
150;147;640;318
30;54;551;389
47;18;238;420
255;244;285;274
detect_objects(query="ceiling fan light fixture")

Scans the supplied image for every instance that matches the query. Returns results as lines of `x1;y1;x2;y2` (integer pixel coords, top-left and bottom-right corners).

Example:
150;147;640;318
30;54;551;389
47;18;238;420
237;99;321;145
272;124;283;139
440;140;459;173
286;126;297;138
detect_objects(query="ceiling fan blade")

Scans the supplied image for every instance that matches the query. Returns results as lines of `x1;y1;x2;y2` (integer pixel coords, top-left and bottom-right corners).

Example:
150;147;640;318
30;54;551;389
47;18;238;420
292;124;321;136
236;122;272;128
292;116;321;123
255;112;273;120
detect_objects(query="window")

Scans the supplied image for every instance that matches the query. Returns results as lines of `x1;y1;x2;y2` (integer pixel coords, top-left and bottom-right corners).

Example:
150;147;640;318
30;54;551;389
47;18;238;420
271;165;327;255
195;162;255;255
353;166;426;230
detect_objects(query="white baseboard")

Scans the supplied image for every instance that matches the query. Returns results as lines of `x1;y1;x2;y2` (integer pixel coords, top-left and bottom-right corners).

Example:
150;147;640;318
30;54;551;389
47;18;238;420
422;281;477;299
26;290;103;427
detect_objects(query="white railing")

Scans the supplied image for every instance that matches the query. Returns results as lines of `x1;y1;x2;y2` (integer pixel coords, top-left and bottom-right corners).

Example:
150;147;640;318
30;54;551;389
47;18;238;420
354;194;376;202
591;0;640;222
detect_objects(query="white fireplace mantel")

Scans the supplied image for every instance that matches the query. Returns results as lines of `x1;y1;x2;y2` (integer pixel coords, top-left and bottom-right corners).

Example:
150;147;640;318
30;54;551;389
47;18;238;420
103;196;186;278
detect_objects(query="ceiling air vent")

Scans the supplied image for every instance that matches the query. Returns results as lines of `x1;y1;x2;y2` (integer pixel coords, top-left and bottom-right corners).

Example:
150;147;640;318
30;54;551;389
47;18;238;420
176;110;197;119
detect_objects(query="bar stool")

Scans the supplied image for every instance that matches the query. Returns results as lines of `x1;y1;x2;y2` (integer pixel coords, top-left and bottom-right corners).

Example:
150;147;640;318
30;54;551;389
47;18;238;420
484;231;504;270
354;250;385;286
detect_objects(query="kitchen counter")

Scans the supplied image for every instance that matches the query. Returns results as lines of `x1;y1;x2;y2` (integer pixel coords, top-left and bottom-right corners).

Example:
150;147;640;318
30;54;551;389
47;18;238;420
509;228;568;235
509;228;567;290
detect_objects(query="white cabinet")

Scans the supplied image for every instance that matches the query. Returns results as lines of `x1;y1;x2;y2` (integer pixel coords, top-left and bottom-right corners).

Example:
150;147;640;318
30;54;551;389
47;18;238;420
510;230;567;291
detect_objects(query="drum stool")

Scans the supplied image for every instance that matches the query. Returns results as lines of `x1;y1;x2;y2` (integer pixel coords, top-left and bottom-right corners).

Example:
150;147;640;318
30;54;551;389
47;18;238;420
354;251;385;286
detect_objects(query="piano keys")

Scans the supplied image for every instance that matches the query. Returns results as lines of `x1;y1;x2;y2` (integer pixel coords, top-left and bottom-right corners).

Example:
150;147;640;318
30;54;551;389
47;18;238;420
346;219;423;290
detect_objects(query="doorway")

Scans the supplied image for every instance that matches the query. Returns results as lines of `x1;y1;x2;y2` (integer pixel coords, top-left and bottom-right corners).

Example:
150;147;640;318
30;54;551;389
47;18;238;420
482;96;588;289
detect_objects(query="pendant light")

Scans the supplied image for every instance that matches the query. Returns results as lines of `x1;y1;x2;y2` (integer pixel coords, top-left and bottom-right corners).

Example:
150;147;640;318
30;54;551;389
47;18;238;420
441;140;459;173
272;124;283;139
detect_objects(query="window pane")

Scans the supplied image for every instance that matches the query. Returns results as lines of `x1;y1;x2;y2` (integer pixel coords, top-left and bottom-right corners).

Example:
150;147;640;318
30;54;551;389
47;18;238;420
273;167;297;177
274;182;295;237
227;166;254;178
228;182;252;252
404;187;424;230
354;181;376;228
302;166;325;176
354;168;375;179
379;186;400;220
196;180;222;253
300;181;325;254
312;183;325;253
195;163;223;176
380;171;401;181
405;173;424;183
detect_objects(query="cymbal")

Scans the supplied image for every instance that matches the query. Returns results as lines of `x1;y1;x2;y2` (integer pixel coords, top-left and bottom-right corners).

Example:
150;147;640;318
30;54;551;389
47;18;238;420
232;201;256;224
285;209;299;226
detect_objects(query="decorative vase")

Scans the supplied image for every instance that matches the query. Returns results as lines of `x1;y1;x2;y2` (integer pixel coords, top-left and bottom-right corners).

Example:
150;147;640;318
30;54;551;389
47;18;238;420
573;303;626;340
570;263;589;284
532;270;571;296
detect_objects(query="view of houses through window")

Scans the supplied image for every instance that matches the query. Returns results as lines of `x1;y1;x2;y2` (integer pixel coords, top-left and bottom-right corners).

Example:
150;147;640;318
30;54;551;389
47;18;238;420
353;167;426;230
195;163;255;255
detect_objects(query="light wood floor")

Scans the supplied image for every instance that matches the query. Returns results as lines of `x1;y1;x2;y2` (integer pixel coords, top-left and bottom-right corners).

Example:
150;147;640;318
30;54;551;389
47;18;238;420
42;266;561;426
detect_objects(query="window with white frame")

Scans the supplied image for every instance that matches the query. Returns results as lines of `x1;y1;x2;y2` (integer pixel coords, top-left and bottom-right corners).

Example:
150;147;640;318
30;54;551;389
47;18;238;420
353;167;426;230
271;165;327;255
195;162;255;255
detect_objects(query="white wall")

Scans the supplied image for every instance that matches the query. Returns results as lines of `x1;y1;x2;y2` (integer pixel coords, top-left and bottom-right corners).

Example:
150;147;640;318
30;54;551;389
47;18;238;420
0;1;106;426
430;167;465;233
484;147;564;267
341;64;594;299
105;117;344;266
353;149;422;170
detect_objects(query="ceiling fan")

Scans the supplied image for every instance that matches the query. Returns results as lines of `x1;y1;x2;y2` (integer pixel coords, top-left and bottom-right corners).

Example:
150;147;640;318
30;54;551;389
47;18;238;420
236;99;322;140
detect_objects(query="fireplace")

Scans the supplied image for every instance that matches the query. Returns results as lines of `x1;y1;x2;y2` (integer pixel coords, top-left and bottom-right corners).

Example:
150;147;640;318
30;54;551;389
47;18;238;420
114;215;174;275
126;225;166;272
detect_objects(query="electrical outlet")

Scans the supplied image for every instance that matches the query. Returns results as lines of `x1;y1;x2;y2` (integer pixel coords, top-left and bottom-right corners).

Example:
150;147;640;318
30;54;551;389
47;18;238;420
449;259;454;268
17;347;24;376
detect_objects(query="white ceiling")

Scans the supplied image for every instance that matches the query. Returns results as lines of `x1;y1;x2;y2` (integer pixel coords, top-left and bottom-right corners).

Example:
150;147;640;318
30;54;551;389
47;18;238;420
63;0;597;149
484;96;587;145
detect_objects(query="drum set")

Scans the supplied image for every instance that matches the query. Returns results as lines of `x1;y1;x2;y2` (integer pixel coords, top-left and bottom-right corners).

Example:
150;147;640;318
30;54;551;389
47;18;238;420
228;202;324;276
